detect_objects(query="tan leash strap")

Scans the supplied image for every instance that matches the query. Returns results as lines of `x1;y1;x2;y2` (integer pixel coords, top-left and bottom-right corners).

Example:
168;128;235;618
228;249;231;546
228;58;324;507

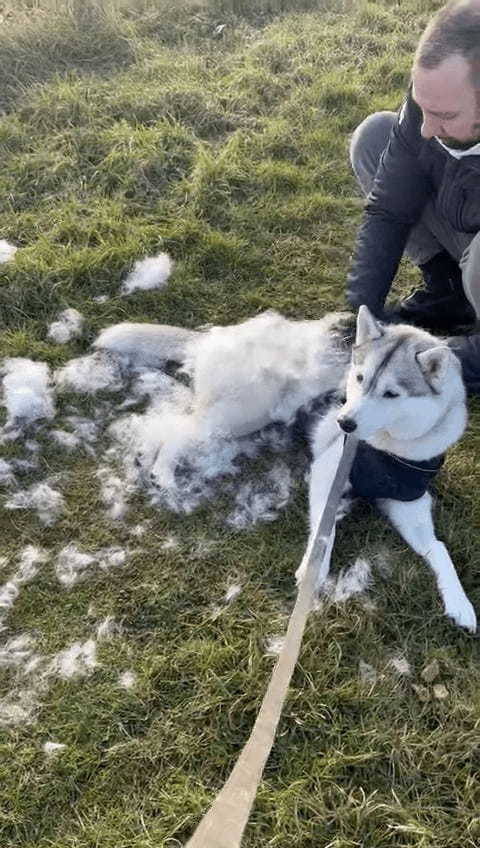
186;434;358;848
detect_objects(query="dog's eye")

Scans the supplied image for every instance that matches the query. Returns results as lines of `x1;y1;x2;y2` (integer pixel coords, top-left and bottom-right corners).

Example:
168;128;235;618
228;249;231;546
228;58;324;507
356;374;363;383
383;389;399;399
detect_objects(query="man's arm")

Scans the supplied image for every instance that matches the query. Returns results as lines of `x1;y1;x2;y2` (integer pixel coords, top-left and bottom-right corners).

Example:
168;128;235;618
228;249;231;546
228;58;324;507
346;91;433;316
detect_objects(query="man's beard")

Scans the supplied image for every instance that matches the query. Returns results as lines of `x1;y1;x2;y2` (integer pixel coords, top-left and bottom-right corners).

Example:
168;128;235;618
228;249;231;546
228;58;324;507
438;118;480;149
438;134;480;149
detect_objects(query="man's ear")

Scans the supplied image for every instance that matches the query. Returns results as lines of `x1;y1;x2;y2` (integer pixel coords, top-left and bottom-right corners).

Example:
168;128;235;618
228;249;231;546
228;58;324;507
416;346;451;385
355;305;384;346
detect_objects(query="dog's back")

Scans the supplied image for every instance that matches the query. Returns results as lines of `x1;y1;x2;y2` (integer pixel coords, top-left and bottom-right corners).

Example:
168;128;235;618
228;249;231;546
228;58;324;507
93;322;199;368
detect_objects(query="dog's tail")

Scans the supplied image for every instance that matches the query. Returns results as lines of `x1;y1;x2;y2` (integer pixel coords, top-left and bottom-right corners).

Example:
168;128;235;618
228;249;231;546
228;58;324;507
93;322;200;368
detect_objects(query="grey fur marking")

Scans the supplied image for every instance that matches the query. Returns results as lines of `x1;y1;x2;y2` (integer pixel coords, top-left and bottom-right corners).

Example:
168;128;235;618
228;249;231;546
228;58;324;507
364;338;406;394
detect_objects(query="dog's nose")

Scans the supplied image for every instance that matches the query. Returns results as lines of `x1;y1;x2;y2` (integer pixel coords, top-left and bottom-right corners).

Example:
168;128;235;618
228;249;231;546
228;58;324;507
338;416;357;433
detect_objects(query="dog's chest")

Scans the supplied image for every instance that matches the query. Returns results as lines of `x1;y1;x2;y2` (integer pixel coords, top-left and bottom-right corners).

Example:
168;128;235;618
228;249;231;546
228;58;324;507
349;441;444;501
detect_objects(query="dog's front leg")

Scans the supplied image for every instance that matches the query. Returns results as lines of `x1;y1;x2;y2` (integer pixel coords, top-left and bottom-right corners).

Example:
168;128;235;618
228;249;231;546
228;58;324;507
379;493;477;633
296;415;344;590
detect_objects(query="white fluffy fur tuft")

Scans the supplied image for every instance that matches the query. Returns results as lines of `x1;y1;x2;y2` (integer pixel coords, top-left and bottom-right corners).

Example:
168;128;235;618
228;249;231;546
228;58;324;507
121;252;173;294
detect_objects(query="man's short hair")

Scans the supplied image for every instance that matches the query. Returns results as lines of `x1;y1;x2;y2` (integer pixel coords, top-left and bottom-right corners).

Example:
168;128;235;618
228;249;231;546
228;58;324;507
415;1;480;86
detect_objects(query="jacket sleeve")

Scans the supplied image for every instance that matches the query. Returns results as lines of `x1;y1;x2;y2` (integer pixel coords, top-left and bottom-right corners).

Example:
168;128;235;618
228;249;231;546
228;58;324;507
346;92;433;317
448;334;480;395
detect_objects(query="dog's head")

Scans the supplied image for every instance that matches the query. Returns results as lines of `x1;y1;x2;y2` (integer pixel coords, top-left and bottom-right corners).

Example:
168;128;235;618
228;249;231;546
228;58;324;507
337;305;464;441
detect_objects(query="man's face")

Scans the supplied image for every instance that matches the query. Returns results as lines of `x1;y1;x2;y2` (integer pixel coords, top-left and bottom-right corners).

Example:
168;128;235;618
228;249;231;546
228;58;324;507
412;53;480;147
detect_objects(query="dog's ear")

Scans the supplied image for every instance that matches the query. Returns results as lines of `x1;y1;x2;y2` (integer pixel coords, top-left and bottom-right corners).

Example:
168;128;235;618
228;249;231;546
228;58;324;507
416;346;451;384
355;305;383;346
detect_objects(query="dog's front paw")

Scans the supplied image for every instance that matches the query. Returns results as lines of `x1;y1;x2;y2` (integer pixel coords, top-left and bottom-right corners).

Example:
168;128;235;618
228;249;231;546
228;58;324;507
444;593;477;634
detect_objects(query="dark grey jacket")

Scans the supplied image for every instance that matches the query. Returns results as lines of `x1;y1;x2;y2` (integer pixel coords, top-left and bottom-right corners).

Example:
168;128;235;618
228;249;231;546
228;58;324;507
346;87;480;316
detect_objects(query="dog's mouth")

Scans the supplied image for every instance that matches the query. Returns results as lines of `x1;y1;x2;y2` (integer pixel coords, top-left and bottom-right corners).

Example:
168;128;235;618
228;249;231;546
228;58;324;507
337;415;386;442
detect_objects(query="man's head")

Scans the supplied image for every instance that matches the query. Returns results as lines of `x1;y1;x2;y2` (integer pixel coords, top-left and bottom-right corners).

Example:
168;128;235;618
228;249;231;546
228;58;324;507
412;0;480;146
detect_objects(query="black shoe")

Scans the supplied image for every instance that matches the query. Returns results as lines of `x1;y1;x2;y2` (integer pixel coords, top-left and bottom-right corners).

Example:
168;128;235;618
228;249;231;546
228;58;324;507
397;250;475;332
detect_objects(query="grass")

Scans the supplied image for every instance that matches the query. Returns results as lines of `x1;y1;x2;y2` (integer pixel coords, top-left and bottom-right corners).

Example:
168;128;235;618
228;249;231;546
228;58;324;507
1;0;480;846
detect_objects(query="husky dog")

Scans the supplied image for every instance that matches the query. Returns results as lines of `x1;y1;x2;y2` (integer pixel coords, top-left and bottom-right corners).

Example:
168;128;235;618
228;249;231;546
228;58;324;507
297;306;476;633
94;306;476;632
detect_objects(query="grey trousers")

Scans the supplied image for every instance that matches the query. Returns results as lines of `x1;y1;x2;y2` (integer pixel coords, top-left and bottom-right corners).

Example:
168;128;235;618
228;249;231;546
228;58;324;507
350;111;480;317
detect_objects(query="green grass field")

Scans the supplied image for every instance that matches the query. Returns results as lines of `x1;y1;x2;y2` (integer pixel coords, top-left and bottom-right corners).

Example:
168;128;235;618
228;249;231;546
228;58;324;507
2;1;480;846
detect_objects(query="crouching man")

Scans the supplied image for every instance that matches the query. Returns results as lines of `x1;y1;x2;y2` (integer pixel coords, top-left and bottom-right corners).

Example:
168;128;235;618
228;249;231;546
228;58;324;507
347;0;480;392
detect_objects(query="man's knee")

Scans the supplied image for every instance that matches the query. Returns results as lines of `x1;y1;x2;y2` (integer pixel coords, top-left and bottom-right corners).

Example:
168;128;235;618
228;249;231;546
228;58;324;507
350;111;397;195
448;333;480;395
